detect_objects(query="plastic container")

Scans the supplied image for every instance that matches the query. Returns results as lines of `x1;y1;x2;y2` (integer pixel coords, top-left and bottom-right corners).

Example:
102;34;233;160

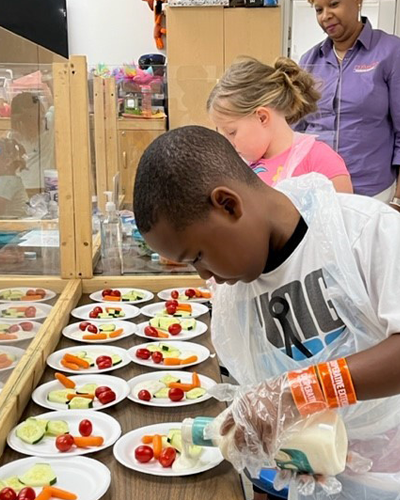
100;191;124;274
182;411;348;476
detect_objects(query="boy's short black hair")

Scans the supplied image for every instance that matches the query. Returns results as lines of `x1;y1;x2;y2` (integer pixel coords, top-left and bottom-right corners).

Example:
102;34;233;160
133;125;261;234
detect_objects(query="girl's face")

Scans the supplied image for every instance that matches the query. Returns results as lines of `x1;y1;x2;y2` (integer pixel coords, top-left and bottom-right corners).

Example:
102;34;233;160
210;109;271;164
313;0;361;42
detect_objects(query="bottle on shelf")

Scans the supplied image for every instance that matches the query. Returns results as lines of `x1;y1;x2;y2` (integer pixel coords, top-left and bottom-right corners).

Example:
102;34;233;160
100;191;124;274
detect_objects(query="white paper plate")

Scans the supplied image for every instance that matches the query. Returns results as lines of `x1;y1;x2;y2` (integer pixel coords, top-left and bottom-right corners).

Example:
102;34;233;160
157;287;212;304
140;302;209;319
0;456;111;500
62;320;137;344
0;321;42;344
0;345;25;372
71;302;140;321
32;374;130;411
90;288;154;305
128;341;210;370
47;345;130;374
127;370;216;407
113;422;223;476
0;287;56;303
8;410;122;458
135;320;207;342
0;303;53;321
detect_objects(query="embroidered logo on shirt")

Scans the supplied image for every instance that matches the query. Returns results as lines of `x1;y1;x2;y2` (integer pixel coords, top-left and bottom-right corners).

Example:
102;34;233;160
253;166;268;174
353;61;379;73
272;166;284;184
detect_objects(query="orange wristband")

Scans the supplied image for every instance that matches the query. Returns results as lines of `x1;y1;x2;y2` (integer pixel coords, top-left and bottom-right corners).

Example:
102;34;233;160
288;365;328;416
316;358;357;409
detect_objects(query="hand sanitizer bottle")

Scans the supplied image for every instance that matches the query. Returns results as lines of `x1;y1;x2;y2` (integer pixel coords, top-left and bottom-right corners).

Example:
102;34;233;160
100;191;123;274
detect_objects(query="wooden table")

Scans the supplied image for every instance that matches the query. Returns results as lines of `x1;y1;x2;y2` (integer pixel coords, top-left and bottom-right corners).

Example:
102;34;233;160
0;295;245;500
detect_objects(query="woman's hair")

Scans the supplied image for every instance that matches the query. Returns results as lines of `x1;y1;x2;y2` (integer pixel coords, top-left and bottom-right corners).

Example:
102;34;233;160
207;56;321;124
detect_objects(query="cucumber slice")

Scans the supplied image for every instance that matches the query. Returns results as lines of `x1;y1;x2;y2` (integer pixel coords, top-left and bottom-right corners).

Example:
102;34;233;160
82;357;95;367
161;436;169;448
99;324;115;333
16;420;45;444
186;387;206;400
167;429;181;445
75;351;87;358
68;397;93;409
159;374;181;385
154;387;170;398
47;389;76;404
3;476;24;492
149;318;160;328
46;420;69;437
146;344;161;353
162;349;181;359
168;431;183;452
181;319;196;331
19;463;57;487
26;417;48;434
77;383;98;395
159;318;178;330
111;354;122;366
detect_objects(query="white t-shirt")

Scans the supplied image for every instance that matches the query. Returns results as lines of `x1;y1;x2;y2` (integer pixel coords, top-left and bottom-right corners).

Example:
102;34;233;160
251;193;400;361
0;175;28;218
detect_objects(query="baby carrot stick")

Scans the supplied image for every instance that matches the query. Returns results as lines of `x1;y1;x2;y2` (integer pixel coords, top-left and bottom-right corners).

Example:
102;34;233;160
153;434;162;459
194;289;203;298
55;372;76;388
155;328;169;339
192;372;201;388
103;295;120;301
176;303;192;312
200;291;211;299
180;355;198;365
43;486;77;500
108;328;124;338
60;359;80;371
66;393;94;401
163;357;182;366
72;436;104;447
21;294;43;301
141;435;154;444
35;490;52;500
82;333;107;340
64;353;90;369
168;382;194;392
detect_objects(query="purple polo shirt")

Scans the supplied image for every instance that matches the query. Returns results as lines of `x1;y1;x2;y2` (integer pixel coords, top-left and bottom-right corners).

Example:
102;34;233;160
295;19;400;196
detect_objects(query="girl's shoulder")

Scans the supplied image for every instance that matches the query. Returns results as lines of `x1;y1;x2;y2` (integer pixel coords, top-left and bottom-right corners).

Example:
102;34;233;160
303;140;349;178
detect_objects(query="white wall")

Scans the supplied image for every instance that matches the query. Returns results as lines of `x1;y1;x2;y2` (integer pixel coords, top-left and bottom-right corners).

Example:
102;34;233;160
66;0;165;67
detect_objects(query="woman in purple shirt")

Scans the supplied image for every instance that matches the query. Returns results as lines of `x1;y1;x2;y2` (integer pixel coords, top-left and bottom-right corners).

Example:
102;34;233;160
295;0;400;208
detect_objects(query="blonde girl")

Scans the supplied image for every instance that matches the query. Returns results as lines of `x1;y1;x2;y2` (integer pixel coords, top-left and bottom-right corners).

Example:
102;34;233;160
207;56;353;193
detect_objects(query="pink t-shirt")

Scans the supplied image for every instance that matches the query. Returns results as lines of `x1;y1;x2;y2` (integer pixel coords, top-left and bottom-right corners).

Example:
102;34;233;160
251;140;350;186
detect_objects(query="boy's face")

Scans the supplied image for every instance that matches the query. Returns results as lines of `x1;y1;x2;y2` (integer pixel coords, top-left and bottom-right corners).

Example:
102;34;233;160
144;188;270;285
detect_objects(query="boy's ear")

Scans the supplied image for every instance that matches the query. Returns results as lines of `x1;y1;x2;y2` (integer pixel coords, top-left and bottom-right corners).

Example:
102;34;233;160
209;187;243;219
256;107;270;126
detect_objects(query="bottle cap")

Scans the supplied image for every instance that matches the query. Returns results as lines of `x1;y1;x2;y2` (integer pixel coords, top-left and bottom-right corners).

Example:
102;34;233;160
104;191;116;212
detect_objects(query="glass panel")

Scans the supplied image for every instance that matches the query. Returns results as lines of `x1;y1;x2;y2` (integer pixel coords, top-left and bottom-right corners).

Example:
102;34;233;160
0;63;60;275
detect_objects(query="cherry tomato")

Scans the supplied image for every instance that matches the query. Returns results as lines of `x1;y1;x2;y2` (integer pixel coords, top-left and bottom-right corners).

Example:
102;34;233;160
56;433;75;452
136;348;151;360
166;304;177;315
152;351;163;364
138;389;152;401
8;324;20;333
165;299;178;308
110;290;121;297
97;360;112;370
79;419;93;437
25;306;36;318
93;306;103;314
79;321;90;331
0;488;17;500
159;446;177;467
35;289;46;297
168;388;184;402
168;323;182;336
26;289;36;296
135;445;154;463
17;487;36;500
97;389;116;405
102;289;112;297
96;355;112;367
19;322;33;332
95;385;112;398
185;288;196;298
144;326;158;338
170;290;179;299
89;311;98;319
87;324;98;334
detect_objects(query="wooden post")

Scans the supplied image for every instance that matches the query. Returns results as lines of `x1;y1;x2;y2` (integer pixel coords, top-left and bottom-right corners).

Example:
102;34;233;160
69;56;93;278
93;75;107;212
53;61;77;279
104;77;119;191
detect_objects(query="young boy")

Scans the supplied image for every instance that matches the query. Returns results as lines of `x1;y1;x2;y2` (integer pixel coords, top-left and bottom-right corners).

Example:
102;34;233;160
133;125;400;500
0;137;28;219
